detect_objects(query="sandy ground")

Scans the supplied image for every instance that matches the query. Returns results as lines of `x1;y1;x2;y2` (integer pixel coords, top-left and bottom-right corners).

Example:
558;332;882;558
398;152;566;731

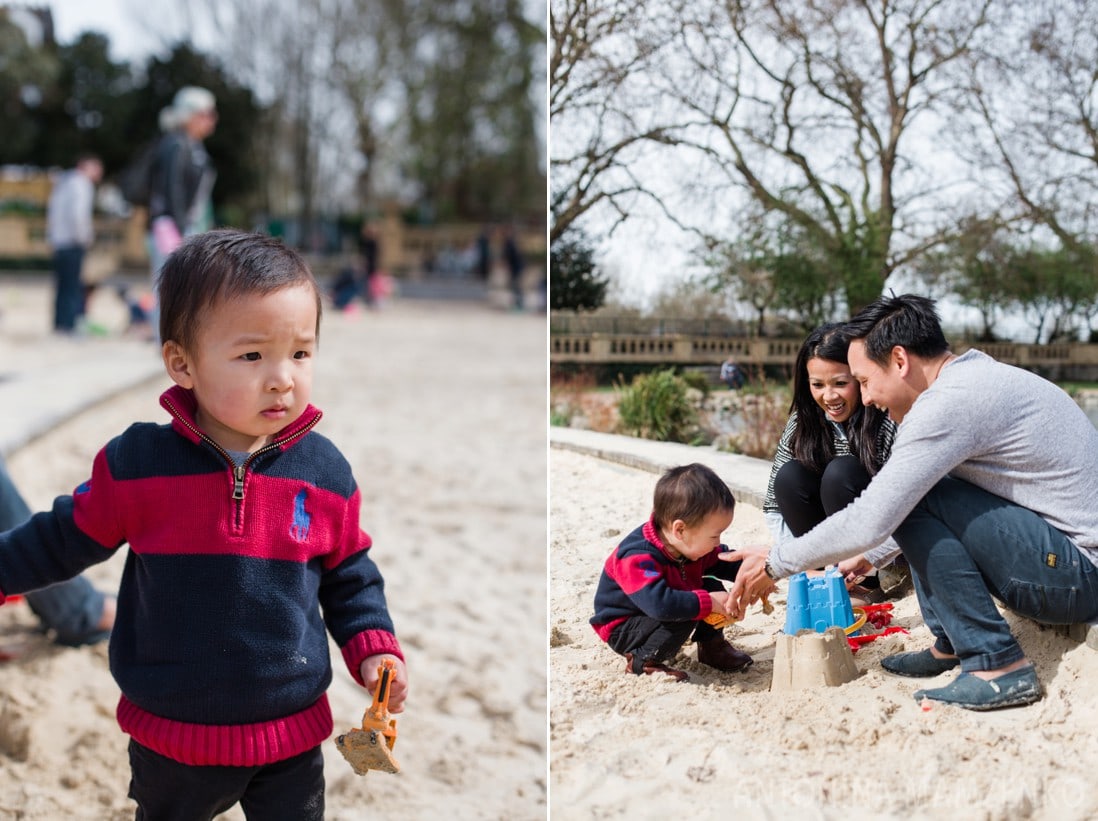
550;446;1098;821
0;282;547;819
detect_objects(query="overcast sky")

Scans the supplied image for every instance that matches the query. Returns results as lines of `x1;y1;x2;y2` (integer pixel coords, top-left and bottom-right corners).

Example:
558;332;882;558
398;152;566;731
47;0;215;61
48;0;155;58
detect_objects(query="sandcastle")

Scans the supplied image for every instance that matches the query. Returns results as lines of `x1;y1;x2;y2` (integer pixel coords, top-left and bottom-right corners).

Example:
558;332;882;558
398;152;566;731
771;569;862;691
771;626;861;691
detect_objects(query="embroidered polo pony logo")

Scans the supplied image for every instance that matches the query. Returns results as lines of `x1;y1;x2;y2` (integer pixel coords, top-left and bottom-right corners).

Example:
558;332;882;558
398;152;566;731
290;489;311;542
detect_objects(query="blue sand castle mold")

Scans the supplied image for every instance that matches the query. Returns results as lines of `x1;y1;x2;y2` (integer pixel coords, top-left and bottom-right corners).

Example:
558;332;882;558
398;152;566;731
783;568;857;635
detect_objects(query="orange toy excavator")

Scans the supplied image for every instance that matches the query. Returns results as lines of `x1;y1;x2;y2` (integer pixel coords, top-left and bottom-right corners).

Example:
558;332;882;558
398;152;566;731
335;659;400;775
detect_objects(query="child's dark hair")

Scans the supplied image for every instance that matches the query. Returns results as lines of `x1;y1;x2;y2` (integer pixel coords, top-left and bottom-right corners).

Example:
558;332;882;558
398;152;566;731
789;322;890;475
651;463;735;532
158;229;322;351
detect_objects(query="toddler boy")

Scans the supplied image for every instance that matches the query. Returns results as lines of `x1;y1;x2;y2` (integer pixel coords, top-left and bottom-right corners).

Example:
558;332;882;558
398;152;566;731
0;230;406;819
591;463;752;681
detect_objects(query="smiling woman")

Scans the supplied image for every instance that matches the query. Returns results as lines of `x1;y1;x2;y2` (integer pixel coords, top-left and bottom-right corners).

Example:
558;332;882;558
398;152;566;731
761;322;902;575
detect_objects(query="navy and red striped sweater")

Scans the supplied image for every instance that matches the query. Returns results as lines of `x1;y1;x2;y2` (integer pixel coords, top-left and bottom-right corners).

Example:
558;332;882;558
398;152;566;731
590;518;740;642
0;385;402;767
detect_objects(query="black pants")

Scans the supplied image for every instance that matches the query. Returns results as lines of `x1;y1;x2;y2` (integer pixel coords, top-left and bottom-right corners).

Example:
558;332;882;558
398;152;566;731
773;454;871;537
127;741;324;821
608;578;725;672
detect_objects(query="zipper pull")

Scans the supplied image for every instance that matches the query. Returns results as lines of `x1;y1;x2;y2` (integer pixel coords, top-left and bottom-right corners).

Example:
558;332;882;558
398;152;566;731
232;465;245;500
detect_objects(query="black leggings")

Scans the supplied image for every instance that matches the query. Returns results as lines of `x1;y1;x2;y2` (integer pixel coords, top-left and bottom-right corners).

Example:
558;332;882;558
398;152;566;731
773;454;871;537
128;742;324;821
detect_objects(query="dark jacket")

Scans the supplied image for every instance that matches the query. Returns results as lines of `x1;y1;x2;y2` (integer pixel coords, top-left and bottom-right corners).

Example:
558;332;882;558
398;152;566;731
147;132;214;232
590;518;739;641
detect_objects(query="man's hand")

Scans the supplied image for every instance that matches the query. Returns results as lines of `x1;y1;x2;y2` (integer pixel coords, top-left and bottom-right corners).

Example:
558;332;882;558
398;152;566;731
360;654;408;714
718;546;777;619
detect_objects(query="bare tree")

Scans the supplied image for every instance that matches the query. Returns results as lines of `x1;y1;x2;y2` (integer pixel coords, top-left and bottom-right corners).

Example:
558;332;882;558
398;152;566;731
397;0;546;222
963;0;1098;254
193;0;353;230
550;0;686;243
186;0;543;231
327;0;407;210
653;0;999;314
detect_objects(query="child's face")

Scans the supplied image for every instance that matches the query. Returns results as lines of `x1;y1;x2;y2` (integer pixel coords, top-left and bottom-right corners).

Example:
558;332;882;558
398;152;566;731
664;509;734;561
163;283;318;453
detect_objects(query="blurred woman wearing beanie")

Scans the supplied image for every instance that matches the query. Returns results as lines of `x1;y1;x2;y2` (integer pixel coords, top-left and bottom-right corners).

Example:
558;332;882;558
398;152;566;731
143;86;218;339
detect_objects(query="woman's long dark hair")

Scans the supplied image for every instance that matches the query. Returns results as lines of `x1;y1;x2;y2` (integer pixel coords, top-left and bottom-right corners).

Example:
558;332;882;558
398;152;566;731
789;322;889;475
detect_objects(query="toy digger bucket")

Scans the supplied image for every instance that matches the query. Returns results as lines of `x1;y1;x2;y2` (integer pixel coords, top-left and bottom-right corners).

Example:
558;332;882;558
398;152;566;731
336;659;400;775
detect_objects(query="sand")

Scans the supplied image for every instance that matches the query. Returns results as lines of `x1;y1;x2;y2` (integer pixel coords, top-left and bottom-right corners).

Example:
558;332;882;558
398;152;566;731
0;283;546;819
550;446;1098;820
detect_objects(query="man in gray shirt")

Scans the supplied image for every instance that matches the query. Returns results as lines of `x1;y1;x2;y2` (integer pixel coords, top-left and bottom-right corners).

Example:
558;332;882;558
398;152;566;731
725;294;1098;710
46;153;103;334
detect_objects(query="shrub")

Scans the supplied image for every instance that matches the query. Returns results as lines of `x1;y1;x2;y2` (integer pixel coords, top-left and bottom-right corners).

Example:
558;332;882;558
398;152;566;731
679;369;711;398
733;390;788;459
550;408;571;426
617;369;698;442
718;372;790;459
549;371;595;427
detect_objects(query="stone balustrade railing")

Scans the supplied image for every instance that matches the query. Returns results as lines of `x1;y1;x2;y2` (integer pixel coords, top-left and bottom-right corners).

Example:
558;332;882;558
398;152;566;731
550;330;1098;379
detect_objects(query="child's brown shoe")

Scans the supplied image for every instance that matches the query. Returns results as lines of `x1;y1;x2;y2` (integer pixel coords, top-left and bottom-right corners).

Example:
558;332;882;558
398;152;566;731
624;653;689;682
696;636;753;673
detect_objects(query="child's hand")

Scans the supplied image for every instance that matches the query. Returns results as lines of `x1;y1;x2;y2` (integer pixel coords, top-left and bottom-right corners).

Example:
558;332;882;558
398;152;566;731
708;590;732;616
360;654;408;714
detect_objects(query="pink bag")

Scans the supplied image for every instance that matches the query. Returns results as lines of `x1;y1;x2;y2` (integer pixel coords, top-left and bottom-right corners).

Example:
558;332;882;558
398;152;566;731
152;216;182;256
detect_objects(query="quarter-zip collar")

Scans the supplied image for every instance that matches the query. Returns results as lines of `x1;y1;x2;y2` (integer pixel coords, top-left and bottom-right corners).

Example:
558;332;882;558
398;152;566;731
642;517;685;565
160;385;323;505
159;384;322;451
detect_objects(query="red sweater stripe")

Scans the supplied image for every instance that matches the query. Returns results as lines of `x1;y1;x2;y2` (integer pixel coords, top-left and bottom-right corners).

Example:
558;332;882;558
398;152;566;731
118;694;333;767
75;470;367;563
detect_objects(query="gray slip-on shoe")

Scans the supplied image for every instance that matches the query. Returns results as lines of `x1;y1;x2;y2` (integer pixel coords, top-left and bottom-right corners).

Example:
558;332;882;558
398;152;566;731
914;666;1042;711
881;648;960;678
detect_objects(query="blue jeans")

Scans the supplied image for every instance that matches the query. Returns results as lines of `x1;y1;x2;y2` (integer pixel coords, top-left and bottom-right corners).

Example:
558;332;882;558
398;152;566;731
894;477;1098;672
52;245;85;332
145;231;167;343
0;457;108;646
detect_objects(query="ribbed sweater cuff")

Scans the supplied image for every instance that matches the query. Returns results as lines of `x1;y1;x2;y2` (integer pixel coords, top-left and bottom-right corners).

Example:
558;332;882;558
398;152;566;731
117;694;333;767
696;588;713;616
341;629;404;686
